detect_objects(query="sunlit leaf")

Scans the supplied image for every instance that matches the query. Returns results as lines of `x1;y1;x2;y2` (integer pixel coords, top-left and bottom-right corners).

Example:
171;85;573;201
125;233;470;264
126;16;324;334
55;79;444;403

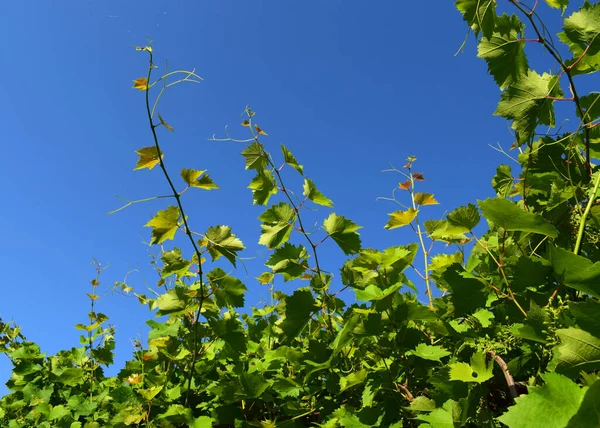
134;146;163;171
204;225;244;267
479;198;558;237
145;206;180;245
254;125;268;135
414;192;439;206
399;180;411;190
323;213;362;255
180;168;219;190
449;352;493;383
281;145;304;175
384;208;418;229
132;77;149;91
303;178;333;207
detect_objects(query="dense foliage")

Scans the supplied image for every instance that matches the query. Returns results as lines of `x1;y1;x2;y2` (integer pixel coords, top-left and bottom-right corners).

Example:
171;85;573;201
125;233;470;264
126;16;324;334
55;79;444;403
2;1;600;426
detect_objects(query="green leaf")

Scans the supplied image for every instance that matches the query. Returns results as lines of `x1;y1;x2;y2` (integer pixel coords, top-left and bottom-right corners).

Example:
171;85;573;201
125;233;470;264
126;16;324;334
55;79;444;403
281;145;304;175
323;213;362;255
204;225;245;267
134;146;163;171
240;372;270;398
355;283;402;302
442;266;488;316
416;399;457;428
161;248;191;278
479;198;558;237
545;0;569;13
494;70;562;144
570;300;600;337
498;372;586;428
156;286;190;315
579;92;600;122
478;14;528;90
180;168;219;190
258;202;296;249
241;141;267;170
447;203;480;231
409;343;451;362
265;243;309;281
280;290;318;341
385;208;418;230
248;170;278;205
303;178;333;207
551;328;600;376
548;245;600;298
145;206;180;245
567;380;600;428
455;0;497;38
208;268;247;308
48;405;71;421
424;219;469;242
492;164;515;197
192;416;216;428
563;2;600;56
449;352;493;383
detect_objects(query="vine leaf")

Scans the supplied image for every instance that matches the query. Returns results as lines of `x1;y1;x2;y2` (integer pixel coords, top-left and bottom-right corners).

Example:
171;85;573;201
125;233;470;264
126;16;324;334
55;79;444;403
180;168;219;190
498;372;586;428
258;202;296;249
132;77;149;91
414;193;439;206
416;400;457;427
492;164;515;197
479;198;559;237
265;243;308;281
161;248;191;278
281;145;304;175
566;380;600;428
208;268;247;308
455;0;498;38
548;245;600;298
494;70;562;145
447;203;480;230
158;113;174;131
478;14;529;90
203;225;245;267
303;179;333;207
550;328;600;376
384;208;418;230
241;142;268;171
280;290;319;342
134;146;163;171
449;352;493;383
145;206;180;244
323;213;362;255
248;170;278;205
563;2;600;55
408;344;451;362
544;0;569;13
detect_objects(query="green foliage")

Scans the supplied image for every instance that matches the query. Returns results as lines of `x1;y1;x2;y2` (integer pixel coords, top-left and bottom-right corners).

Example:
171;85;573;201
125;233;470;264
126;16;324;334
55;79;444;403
3;2;600;426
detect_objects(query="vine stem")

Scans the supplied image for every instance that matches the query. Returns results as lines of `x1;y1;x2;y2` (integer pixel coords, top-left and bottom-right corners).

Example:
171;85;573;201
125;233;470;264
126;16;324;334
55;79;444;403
408;171;433;310
574;171;600;255
143;51;206;407
488;351;519;399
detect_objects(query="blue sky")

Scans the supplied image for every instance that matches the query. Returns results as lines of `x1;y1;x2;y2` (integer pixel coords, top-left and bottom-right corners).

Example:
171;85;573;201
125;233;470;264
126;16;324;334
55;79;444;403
0;1;561;391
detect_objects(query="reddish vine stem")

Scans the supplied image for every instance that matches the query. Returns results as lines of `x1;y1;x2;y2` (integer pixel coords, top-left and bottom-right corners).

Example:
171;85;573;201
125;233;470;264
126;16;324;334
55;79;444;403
488;351;519;399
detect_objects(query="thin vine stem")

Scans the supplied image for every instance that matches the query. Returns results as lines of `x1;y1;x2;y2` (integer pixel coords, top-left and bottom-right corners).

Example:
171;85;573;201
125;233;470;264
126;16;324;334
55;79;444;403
143;50;206;407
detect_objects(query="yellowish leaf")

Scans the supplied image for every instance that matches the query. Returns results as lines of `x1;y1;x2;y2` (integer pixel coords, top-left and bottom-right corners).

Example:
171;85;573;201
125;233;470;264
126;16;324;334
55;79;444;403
126;374;143;385
132;77;149;91
134;45;153;53
158;113;174;131
414;193;439;206
256;272;274;284
90;279;100;286
255;125;268;136
241;120;250;127
384;208;419;230
134;146;162;171
86;293;99;301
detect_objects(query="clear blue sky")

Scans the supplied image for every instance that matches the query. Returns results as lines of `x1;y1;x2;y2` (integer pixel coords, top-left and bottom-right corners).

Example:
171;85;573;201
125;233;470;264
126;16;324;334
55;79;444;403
0;1;535;391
